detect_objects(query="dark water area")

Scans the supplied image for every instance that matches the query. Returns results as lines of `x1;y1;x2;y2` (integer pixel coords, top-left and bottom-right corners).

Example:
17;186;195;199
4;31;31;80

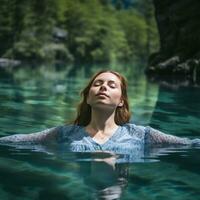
0;66;200;199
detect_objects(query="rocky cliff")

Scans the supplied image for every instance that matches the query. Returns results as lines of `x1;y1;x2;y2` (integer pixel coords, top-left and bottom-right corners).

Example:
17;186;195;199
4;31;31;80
146;0;200;83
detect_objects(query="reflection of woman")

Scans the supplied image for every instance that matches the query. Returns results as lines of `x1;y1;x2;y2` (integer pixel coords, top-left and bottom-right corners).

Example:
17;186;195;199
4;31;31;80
0;70;200;155
77;153;129;200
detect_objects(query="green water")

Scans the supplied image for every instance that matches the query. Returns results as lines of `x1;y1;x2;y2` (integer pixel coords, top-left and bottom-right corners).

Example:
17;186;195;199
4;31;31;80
0;66;200;200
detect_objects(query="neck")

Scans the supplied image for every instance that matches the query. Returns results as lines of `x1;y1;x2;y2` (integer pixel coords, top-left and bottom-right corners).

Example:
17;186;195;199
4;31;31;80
88;107;118;131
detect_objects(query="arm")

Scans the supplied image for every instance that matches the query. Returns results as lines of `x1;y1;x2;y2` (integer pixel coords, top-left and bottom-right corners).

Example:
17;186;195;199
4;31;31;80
0;127;59;145
145;126;200;146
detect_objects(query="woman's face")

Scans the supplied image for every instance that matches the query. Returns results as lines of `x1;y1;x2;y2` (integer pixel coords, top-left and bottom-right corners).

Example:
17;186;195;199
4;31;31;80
87;72;123;110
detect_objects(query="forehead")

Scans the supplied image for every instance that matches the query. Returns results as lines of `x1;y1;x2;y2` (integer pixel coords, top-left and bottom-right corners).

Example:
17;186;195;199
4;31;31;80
93;72;121;84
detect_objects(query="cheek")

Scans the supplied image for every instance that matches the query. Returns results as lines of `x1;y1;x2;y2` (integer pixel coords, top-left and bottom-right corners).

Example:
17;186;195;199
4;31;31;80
112;90;122;102
88;88;95;97
86;89;94;104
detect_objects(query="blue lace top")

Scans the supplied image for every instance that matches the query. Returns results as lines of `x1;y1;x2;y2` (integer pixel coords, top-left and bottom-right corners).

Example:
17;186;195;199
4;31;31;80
56;124;147;153
0;123;199;163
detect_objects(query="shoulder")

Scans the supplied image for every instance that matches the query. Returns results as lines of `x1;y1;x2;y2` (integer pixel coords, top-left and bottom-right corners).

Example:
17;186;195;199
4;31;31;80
121;123;148;139
58;124;80;133
122;123;147;133
56;124;82;142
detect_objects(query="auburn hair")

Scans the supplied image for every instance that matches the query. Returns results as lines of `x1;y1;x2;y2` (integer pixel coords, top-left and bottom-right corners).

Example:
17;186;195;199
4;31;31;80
73;70;131;126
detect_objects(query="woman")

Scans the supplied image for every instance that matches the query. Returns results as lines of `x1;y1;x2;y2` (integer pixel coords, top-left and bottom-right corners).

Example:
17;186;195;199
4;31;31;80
0;70;199;154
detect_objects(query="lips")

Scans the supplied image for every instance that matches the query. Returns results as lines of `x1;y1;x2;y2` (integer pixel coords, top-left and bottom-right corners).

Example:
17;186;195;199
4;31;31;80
96;92;109;98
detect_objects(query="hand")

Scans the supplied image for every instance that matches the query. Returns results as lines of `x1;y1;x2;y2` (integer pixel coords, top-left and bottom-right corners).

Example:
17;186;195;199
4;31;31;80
191;139;200;147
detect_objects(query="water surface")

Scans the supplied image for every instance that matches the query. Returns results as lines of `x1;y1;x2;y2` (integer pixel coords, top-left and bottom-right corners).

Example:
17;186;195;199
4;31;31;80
0;66;200;199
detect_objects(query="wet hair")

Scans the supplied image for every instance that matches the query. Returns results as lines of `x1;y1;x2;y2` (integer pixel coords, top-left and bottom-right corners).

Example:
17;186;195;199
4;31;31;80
73;70;131;126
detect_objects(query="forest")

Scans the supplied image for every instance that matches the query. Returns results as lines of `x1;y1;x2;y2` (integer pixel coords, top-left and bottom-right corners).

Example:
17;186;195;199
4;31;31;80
0;0;159;66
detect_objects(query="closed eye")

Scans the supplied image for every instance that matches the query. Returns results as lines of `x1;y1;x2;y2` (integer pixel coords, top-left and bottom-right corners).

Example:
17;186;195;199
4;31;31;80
93;80;103;86
93;80;117;88
108;81;117;88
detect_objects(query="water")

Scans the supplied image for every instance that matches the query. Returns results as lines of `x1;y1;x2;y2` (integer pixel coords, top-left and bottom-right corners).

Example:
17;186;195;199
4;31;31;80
0;66;200;200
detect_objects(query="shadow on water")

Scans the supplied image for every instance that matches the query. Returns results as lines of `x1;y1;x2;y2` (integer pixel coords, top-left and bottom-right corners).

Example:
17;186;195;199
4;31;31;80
147;77;200;177
149;81;200;136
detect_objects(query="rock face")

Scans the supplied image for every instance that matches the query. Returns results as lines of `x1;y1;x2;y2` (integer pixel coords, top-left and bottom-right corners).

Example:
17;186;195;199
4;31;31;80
146;0;200;83
0;58;21;69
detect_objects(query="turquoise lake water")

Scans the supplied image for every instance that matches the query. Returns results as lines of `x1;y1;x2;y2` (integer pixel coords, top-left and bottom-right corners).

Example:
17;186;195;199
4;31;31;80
0;66;200;200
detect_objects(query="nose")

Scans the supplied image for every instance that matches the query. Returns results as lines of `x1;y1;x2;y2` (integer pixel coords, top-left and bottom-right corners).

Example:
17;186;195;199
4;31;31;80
99;83;107;91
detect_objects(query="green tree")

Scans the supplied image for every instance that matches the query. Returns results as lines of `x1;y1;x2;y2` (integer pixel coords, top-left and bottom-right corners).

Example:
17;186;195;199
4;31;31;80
4;0;71;64
117;10;147;62
63;0;130;63
134;0;160;56
0;0;159;65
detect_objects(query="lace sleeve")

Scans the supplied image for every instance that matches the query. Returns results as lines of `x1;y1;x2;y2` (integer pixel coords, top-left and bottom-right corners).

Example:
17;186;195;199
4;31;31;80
145;126;192;145
0;127;60;144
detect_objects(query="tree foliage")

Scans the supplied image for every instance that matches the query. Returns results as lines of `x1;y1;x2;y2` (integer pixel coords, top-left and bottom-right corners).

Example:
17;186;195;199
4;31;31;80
0;0;159;65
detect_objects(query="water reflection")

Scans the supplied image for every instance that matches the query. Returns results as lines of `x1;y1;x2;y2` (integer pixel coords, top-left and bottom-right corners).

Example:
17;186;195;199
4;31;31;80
1;142;199;200
0;144;129;200
77;155;128;200
0;65;159;135
1;66;200;199
149;83;200;136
